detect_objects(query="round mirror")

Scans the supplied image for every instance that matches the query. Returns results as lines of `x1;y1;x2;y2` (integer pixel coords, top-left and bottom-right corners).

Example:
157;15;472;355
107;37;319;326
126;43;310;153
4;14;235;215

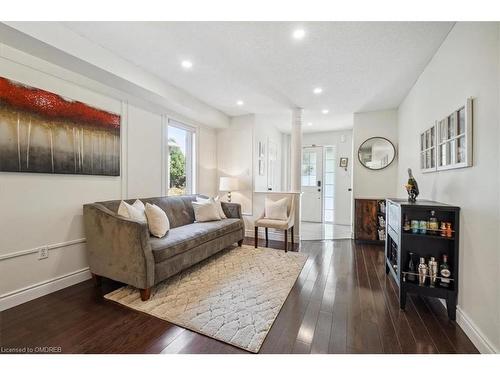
358;137;396;170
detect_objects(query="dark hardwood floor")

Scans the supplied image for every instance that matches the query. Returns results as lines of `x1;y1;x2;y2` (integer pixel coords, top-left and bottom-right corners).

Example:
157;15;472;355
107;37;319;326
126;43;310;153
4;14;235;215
0;239;478;354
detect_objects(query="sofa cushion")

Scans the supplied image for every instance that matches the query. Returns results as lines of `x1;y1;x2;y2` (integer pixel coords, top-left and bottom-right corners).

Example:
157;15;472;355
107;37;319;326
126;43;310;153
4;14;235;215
150;218;243;263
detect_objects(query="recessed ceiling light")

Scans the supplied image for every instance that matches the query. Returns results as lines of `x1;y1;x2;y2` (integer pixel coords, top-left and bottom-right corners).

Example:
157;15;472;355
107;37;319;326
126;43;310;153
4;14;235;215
322;109;329;114
307;122;313;126
236;100;244;106
313;87;323;95
181;60;193;69
292;29;305;40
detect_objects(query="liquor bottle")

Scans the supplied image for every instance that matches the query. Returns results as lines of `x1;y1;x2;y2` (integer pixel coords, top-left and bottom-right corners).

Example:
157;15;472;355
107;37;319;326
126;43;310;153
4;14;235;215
439;254;452;288
407;252;416;282
418;257;428;286
428;210;439;233
403;215;411;232
428;257;438;287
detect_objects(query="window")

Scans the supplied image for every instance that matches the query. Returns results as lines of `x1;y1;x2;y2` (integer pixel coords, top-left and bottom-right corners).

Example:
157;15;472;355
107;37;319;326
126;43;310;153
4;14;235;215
324;146;335;222
168;120;196;196
301;150;317;186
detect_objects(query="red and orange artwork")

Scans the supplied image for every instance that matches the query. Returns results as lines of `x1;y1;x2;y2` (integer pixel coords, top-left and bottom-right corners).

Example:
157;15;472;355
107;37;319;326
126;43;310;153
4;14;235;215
0;76;120;176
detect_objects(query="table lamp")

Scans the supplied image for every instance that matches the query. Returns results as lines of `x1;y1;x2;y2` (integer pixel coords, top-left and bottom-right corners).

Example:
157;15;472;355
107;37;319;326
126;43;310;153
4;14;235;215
219;177;239;202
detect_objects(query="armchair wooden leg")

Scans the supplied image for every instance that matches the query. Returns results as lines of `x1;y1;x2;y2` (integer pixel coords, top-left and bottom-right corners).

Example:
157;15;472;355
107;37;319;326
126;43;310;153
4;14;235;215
291;226;294;250
140;288;151;301
237;239;243;247
284;229;288;252
255;226;258;248
91;273;102;286
265;227;269;247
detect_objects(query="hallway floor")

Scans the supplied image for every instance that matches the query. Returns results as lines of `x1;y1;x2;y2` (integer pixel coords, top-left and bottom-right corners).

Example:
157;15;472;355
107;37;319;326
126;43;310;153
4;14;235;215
301;222;352;240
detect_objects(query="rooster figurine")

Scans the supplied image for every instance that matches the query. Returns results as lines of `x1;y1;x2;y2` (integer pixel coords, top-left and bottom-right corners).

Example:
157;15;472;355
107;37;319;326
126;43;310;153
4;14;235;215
405;168;419;202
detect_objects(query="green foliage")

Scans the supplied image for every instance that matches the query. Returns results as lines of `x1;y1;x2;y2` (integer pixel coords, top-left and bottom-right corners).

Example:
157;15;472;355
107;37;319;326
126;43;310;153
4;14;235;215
169;145;186;189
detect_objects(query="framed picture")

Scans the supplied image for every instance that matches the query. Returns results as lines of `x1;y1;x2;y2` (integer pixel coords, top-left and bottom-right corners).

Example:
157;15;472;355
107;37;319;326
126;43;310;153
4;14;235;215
339;157;348;168
436;98;473;171
258;141;265;158
0;76;121;176
258;159;265;176
420;123;437;173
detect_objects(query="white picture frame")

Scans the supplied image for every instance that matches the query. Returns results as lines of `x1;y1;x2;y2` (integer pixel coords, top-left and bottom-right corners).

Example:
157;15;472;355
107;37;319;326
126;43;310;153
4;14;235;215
436;98;473;171
420;123;437;173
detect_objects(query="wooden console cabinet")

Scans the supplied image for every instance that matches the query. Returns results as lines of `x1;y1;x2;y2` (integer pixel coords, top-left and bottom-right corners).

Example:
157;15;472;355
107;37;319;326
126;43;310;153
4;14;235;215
354;198;386;244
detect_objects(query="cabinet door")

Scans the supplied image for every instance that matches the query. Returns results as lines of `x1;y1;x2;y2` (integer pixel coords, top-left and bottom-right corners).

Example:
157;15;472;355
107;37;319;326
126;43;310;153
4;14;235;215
355;200;377;240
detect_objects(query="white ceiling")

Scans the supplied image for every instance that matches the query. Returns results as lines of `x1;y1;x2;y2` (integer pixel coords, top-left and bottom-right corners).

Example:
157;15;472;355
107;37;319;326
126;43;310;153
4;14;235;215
61;21;453;133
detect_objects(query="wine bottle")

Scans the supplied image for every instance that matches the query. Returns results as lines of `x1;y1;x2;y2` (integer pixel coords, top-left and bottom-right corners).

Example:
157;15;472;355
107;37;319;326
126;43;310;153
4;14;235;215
439;254;451;288
407;252;416;282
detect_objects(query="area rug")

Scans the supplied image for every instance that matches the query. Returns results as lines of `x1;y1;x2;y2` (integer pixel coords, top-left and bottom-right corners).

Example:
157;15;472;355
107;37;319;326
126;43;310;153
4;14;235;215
104;245;307;353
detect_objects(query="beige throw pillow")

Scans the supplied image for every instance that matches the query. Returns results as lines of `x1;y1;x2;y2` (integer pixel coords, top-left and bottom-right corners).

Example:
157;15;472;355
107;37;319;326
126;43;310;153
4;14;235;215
196;196;227;219
192;200;221;222
145;203;170;238
118;200;147;222
264;197;288;220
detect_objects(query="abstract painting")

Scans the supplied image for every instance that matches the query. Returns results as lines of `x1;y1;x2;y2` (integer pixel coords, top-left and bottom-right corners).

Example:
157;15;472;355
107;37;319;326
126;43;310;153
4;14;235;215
0;76;120;176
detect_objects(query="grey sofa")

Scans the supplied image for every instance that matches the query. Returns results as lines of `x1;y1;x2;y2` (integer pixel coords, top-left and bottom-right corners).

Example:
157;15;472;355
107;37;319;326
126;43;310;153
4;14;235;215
83;195;244;300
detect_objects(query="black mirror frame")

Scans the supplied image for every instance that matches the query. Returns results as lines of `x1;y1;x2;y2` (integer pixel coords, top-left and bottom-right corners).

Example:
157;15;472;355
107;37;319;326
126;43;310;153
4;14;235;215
357;136;396;171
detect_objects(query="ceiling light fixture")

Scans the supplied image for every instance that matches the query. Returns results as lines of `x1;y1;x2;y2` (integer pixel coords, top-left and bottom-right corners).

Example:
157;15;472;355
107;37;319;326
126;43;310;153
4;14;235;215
292;29;305;40
322;109;329;114
313;87;323;95
307;122;313;126
236;100;244;106
181;60;193;69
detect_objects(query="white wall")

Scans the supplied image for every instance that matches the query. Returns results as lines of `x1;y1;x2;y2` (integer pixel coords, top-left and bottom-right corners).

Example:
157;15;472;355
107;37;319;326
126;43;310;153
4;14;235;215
397;22;500;353
302;130;353;225
353;109;398;199
0;43;219;310
254;114;283;192
216;115;254;215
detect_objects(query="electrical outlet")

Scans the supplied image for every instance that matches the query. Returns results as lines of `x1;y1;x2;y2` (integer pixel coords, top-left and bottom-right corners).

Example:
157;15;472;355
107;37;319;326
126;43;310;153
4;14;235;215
38;246;49;260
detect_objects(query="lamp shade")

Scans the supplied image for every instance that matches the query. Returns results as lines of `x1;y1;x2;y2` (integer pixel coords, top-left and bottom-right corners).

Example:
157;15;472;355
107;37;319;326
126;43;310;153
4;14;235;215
219;177;239;191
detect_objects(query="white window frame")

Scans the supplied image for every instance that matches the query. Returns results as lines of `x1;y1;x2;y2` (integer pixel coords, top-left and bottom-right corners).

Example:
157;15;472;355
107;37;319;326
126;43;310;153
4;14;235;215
436;99;473;171
167;119;197;195
420;124;437;173
323;146;336;223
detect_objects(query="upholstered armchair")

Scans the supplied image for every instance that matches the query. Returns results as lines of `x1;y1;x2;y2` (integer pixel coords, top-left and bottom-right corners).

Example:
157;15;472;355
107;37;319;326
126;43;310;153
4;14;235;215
254;196;295;252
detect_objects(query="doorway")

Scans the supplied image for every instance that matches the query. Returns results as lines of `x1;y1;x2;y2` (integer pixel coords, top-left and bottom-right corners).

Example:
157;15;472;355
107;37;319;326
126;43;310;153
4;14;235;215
300;145;351;240
301;146;323;222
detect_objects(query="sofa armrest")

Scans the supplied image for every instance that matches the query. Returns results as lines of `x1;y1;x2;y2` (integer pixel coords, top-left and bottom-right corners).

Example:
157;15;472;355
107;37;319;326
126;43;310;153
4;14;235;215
221;202;242;219
83;203;155;289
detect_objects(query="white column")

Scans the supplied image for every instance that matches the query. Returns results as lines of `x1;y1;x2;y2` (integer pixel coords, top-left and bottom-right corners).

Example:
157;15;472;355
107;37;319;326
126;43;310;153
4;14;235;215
290;108;303;192
290;108;302;244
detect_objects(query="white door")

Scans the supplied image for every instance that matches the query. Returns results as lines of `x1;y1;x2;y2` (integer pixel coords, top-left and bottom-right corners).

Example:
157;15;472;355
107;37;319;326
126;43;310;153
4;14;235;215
301;146;323;222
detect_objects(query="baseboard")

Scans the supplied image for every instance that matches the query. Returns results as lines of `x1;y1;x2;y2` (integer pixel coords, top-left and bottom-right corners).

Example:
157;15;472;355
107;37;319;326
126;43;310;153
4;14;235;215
245;229;300;243
0;267;92;312
439;300;498;354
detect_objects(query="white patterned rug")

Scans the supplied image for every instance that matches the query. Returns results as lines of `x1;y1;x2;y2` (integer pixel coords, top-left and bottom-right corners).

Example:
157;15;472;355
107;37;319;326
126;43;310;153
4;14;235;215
105;245;307;353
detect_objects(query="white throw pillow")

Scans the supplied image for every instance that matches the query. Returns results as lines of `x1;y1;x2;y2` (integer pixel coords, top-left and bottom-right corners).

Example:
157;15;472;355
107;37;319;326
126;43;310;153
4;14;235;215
196;196;227;219
192;200;221;222
264;197;289;221
118;200;147;222
145;203;170;238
